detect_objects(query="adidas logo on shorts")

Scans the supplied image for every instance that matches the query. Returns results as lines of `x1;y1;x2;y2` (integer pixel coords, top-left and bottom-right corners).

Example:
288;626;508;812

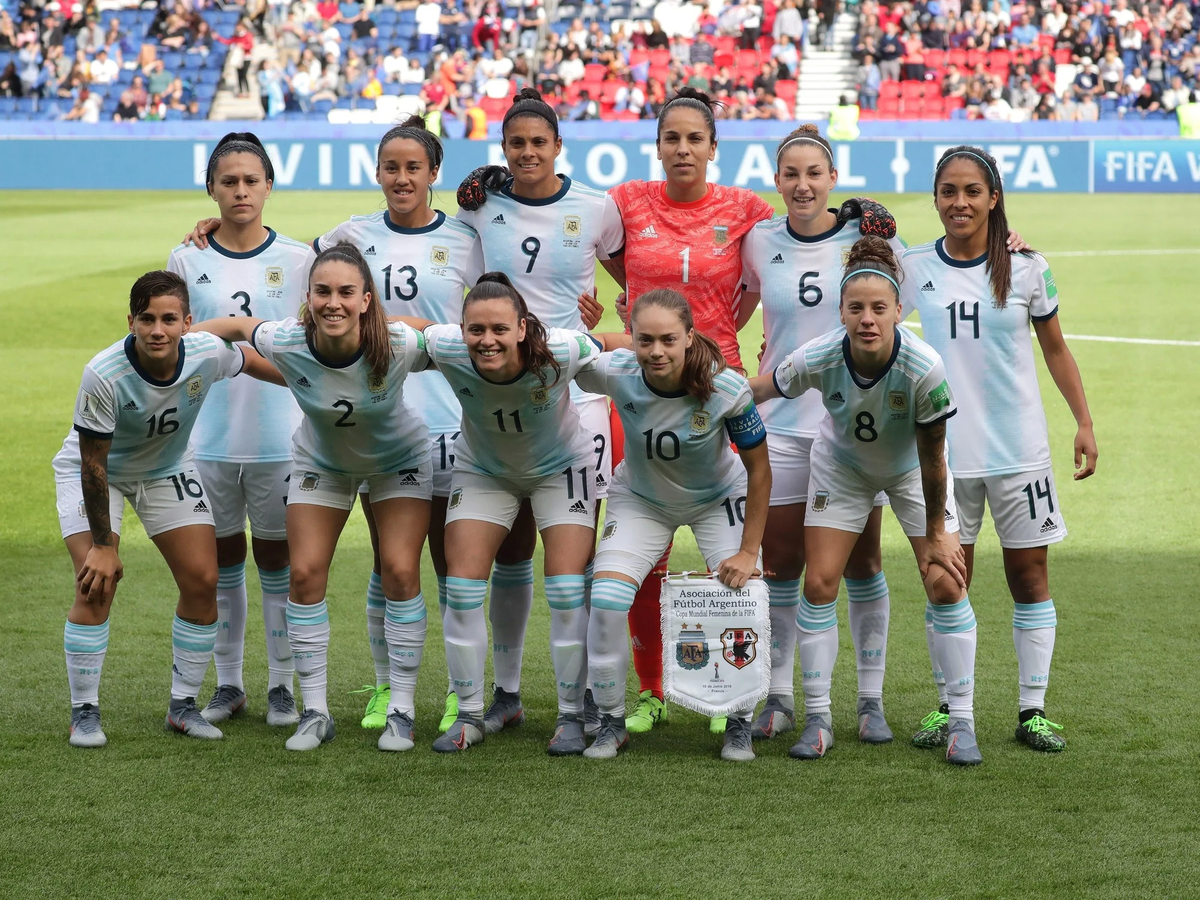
920;281;935;292
364;246;376;255
196;274;211;285
491;214;506;225
459;387;474;397
596;473;608;487
569;500;589;514
1040;517;1057;534
623;402;637;413
770;253;785;264
193;500;209;513
829;391;845;404
122;400;139;411
296;376;312;387
398;472;420;486
639;225;659;239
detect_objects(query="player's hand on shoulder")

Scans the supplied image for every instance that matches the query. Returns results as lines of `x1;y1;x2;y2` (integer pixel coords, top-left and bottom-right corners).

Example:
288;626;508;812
1006;229;1030;253
1074;422;1098;480
182;218;221;249
578;289;604;330
715;551;760;590
456;165;511;211
837;198;897;239
614;291;630;327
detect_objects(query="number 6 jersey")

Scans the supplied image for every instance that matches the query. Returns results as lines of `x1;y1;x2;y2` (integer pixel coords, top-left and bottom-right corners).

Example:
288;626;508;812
772;325;956;479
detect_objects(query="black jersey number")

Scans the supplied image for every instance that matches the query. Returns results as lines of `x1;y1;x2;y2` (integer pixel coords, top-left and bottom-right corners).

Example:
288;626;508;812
521;237;541;273
643;428;681;461
436;431;461;469
229;291;253;317
721;496;747;526
145;408;180;438
383;265;418;302
946;301;980;339
562;466;590;502
333;400;356;427
854;411;878;442
169;471;204;500
593;432;607;472
798;271;823;307
493;408;523;432
1020;477;1055;520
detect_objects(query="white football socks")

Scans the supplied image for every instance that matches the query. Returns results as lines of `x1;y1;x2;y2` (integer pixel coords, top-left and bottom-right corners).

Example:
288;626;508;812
546;574;587;716
384;594;427;718
171;616;217;701
64;620;108;707
796;596;838;717
443;577;488;715
258;566;294;691
846;572;889;701
925;600;949;706
930;597;977;727
1013;599;1057;713
365;571;389;688
588;579;637;717
765;578;800;704
489;560;534;693
286;599;330;714
213;563;247;690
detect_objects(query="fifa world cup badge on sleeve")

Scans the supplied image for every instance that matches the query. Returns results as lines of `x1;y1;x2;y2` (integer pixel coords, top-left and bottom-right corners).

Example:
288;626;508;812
661;575;770;716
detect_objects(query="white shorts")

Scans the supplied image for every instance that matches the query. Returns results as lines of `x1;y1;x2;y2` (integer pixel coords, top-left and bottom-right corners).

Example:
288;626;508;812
577;395;613;500
955;467;1067;548
594;481;760;583
806;438;959;538
767;432;889;510
291;459;434;511
56;468;215;540
430;431;460;499
195;459;290;540
445;466;597;531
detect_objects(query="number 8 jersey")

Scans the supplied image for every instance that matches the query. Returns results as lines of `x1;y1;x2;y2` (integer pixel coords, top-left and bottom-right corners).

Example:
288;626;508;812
772;326;957;479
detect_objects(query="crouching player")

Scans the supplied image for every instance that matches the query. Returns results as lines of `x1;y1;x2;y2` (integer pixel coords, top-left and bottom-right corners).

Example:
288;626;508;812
580;290;771;762
56;270;284;746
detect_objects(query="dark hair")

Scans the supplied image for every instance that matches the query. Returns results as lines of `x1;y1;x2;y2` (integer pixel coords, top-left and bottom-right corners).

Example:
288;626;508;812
304;242;393;379
376;114;444;173
631;289;725;402
502;87;560;141
462;272;561;386
130;269;189;317
775;122;834;169
934;145;1030;309
656;86;720;143
205;132;274;194
840;236;903;303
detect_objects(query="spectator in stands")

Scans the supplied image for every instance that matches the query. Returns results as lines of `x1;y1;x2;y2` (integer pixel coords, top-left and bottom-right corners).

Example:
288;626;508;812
1032;91;1058;119
558;45;583;84
771;33;799;77
217;20;255;98
982;87;1012;120
1118;20;1142;71
146;58;173;97
383;46;407;82
472;0;504;52
1161;74;1191;112
712;64;734;94
259;57;286;117
566;17;587;51
402;57;427;85
857;53;880;109
752;60;776;94
687;60;711;91
0;61;20;97
536;47;559;90
740;0;763;50
877;21;902;82
614;74;645;114
158;10;191;50
517;0;545;52
63;86;101;122
573;87;599;119
642;74;667;117
902;24;926;80
773;0;805;46
1011;76;1039;111
0;11;15;51
189;20;214;57
690;33;715;66
439;0;469;52
1098;48;1124;96
1072;56;1100;100
646;19;669;50
113;89;139;121
1031;59;1056;94
414;0;441;53
129;75;148;114
88;47;117;84
1142;33;1167;88
1075;92;1099;121
1042;3;1067;37
1134;81;1161;115
670;32;692;64
756;86;791;118
309;61;340;103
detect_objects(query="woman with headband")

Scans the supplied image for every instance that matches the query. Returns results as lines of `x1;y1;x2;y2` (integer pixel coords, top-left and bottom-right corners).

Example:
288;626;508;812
167;132;315;730
751;236;983;767
902;145;1097;755
738;124;906;748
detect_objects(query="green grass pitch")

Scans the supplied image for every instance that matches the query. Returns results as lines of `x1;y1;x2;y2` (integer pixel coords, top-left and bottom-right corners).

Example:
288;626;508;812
1;189;1198;899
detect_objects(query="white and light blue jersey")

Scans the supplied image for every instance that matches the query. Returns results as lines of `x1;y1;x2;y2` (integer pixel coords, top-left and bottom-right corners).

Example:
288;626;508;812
742;214;907;438
315;209;484;436
901;239;1057;477
423;323;601;479
251;318;430;475
577;350;766;508
167;228;312;462
66;333;245;481
773;326;956;479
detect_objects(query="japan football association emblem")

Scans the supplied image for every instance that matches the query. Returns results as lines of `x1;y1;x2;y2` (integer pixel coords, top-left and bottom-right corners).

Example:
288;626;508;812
720;628;758;670
265;267;284;287
563;215;581;237
676;623;709;670
713;225;729;246
430;246;449;267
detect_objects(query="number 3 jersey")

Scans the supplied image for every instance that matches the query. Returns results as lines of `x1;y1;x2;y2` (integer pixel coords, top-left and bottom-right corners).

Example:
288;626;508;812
58;332;246;481
315;210;483;437
742;214;907;439
901;240;1058;478
576;350;766;509
772;326;956;479
423;323;601;480
250;318;430;475
167;229;313;463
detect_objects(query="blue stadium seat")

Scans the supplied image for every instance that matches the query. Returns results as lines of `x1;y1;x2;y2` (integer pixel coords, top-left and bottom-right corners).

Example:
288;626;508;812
1099;109;1121;120
376;23;395;39
183;54;203;70
383;81;402;95
398;9;417;22
0;51;12;69
17;98;37;113
401;82;422;95
194;83;218;100
218;10;240;25
306;111;328;120
313;98;334;113
0;97;16;114
1100;98;1118;113
340;2;362;18
336;97;354;108
198;69;222;84
335;22;354;39
377;7;398;23
550;22;570;35
161;52;184;70
164;108;184;120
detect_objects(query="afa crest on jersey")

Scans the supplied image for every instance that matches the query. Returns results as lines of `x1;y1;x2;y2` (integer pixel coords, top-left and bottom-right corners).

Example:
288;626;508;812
721;627;758;670
186;375;203;398
676;623;709;670
430;246;449;267
529;384;550;406
266;267;284;288
713;225;729;246
563;215;582;237
367;372;387;394
690;409;711;433
811;490;830;512
299;472;320;491
889;391;908;412
601;521;617;540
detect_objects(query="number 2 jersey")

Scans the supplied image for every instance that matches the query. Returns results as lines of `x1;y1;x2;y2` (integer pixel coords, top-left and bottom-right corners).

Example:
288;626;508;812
742;214;907;439
423;323;602;480
772;325;956;479
901;239;1058;478
315;209;483;437
57;332;246;481
166;229;312;463
576;350;766;509
250;318;430;475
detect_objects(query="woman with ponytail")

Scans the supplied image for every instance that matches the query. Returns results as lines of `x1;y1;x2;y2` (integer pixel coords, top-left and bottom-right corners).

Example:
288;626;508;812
751;236;981;767
400;273;631;756
902;145;1097;755
193;242;435;755
575;290;771;762
167;131;315;731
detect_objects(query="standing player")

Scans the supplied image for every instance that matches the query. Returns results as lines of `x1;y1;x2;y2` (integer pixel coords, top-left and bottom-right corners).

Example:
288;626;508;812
413;274;630;754
751;236;983;767
55;270;282;746
739;125;905;744
578;290;770;762
194;244;433;753
167;132;314;729
455;88;626;734
903;146;1097;753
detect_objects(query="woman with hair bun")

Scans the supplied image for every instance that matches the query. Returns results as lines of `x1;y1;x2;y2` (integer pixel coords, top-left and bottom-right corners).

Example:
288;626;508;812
751;235;983;767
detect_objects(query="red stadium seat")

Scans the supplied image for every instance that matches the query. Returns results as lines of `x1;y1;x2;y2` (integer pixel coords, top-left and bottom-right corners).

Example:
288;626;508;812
480;96;508;120
738;48;761;68
898;107;921;119
989;49;1011;67
716;36;737;54
944;94;965;110
1054;47;1071;64
900;80;925;98
600;82;621;103
989;64;1010;80
775;79;798;103
880;80;901;98
878;97;900;116
713;51;735;69
616;109;641;121
925;48;945;68
630;48;649;66
648;64;670;82
649;49;670;66
966;49;985;68
758;34;775;55
737;65;759;84
858;108;877;120
584;63;608;83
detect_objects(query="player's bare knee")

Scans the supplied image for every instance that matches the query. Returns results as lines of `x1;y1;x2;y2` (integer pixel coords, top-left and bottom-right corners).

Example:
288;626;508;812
1006;563;1049;605
250;538;290;571
801;570;840;605
924;564;964;605
289;561;327;604
379;563;421;602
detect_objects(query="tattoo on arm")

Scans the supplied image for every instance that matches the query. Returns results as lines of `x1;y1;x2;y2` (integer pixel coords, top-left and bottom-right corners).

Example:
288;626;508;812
916;422;948;525
79;434;114;547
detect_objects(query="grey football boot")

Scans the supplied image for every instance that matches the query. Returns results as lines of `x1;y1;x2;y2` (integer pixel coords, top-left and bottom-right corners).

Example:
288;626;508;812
432;713;486;753
285;709;336;751
265;686;301;727
583;688;602;737
165;697;223;740
721;716;756;762
69;704;107;748
857;697;894;744
547;714;587;756
946;718;983;766
201;685;247;724
789;712;834;759
482;686;525;734
583;714;630;759
751;695;796;740
378;711;416;752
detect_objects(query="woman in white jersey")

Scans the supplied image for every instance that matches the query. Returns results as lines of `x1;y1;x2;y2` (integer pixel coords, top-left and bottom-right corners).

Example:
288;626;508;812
167;132;314;730
739;124;906;746
399;273;630;755
751;237;984;767
578;290;771;762
902;145;1097;754
194;243;433;754
55;270;282;747
455;88;627;736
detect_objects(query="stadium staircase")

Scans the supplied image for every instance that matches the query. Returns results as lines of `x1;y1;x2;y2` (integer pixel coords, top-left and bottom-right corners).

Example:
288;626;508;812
794;12;859;121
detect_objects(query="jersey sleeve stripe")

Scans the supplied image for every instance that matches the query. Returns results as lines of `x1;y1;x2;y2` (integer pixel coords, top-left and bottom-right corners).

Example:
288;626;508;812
916;407;957;428
250;321;268;353
73;424;114;440
1031;305;1059;322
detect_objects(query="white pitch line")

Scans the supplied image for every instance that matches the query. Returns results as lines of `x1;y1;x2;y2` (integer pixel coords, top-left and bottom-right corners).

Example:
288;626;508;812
1046;249;1200;258
904;321;1200;347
